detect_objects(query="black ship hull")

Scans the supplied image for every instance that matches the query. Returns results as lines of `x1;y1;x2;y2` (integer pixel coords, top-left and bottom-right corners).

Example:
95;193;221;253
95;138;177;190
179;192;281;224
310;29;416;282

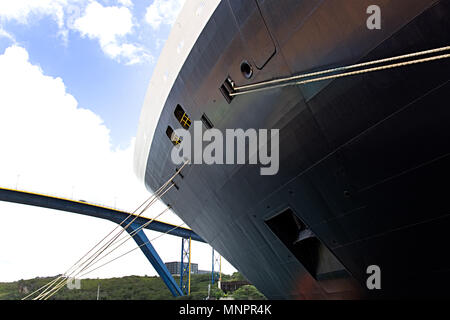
138;0;450;299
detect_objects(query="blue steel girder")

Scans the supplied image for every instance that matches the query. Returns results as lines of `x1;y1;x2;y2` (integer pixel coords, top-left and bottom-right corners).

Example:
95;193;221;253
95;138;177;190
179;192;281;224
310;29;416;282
0;187;204;242
127;223;183;297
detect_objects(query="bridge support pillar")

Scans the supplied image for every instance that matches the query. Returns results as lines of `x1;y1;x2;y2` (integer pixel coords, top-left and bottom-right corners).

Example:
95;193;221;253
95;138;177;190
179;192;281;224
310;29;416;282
127;223;183;297
212;249;221;286
180;237;191;295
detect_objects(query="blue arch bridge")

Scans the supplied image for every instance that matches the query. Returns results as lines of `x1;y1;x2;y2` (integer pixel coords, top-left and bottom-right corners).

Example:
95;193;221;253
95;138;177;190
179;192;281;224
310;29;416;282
0;187;220;297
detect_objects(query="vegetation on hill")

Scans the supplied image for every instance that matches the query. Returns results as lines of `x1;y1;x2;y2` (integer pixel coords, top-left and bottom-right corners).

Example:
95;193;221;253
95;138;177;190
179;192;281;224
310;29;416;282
231;285;266;300
0;272;265;300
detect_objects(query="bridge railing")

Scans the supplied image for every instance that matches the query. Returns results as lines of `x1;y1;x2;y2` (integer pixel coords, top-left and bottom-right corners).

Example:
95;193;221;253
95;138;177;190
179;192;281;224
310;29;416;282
0;184;138;216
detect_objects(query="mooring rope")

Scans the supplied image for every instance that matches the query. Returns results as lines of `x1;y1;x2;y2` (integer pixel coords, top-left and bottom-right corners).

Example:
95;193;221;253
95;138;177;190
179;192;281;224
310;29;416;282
24;160;189;300
231;46;450;96
78;223;186;280
43;222;187;300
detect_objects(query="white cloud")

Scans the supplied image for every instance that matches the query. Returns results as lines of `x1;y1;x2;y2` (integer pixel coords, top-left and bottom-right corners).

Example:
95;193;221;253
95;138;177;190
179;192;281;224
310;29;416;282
0;0;151;65
145;0;186;30
0;0;73;28
0;45;144;210
118;0;133;8
0;44;154;281
74;1;133;44
74;1;150;64
0;45;236;282
0;26;15;42
0;0;84;49
104;42;153;65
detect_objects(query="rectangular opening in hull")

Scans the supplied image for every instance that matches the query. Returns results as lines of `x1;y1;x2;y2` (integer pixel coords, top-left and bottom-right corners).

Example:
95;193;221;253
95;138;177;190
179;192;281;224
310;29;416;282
201;113;214;129
219;77;235;103
265;208;348;281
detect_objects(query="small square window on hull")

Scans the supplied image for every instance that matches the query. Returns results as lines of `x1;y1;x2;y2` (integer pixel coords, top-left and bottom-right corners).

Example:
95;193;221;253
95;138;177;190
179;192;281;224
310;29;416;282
174;104;191;130
166;126;181;147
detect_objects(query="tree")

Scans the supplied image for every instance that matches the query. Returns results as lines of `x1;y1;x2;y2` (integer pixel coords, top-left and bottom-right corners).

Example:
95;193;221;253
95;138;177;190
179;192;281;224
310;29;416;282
211;286;224;300
232;285;266;300
230;272;247;281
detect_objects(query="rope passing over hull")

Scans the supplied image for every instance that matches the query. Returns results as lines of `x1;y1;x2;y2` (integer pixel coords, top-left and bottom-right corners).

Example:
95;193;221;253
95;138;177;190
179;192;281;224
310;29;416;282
230;46;450;96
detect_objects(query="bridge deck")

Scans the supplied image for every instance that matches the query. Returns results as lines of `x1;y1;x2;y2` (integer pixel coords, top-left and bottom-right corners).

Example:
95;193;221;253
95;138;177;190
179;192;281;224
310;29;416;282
0;187;204;242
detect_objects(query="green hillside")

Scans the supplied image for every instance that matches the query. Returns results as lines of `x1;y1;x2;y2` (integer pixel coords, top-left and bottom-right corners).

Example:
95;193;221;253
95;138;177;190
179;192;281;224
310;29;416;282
0;272;266;300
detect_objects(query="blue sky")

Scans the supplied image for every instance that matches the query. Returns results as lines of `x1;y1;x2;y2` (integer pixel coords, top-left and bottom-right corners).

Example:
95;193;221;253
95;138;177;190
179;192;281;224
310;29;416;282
0;0;181;147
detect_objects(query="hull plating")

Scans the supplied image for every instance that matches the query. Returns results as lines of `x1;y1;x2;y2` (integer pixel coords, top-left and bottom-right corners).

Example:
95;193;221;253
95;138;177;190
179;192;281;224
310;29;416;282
136;0;450;299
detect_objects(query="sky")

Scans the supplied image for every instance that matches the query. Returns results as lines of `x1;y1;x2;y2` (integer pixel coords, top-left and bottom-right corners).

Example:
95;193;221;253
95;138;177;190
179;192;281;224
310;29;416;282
0;0;236;283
